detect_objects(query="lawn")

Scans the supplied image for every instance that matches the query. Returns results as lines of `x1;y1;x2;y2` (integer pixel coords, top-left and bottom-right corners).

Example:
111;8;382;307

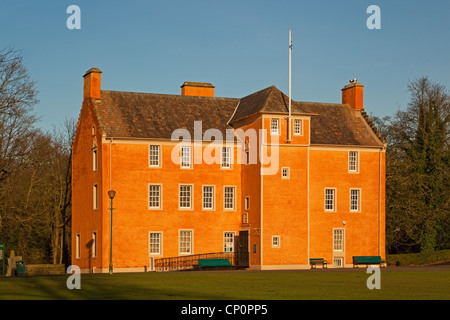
1;268;449;300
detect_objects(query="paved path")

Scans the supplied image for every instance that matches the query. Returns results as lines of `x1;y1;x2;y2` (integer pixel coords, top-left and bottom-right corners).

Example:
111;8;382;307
308;261;450;272
223;261;450;273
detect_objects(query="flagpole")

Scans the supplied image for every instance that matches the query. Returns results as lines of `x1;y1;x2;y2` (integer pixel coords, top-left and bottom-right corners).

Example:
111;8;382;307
288;29;292;142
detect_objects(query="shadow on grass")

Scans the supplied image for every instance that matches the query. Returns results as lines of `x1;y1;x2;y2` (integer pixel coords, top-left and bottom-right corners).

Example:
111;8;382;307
1;268;449;300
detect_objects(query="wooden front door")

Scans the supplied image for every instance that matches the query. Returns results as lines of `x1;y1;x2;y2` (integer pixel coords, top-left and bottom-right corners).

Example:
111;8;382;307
237;230;249;267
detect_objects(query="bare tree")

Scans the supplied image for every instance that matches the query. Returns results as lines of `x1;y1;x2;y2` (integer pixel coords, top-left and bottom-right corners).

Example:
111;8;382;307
0;47;39;242
48;118;75;265
0;47;39;180
0;48;75;264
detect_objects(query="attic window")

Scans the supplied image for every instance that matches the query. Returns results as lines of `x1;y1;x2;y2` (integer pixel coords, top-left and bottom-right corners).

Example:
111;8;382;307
293;119;303;135
270;118;279;135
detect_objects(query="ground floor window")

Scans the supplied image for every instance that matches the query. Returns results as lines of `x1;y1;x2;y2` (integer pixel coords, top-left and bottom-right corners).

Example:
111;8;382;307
223;232;235;252
179;230;193;255
149;232;162;255
92;232;97;258
75;233;80;259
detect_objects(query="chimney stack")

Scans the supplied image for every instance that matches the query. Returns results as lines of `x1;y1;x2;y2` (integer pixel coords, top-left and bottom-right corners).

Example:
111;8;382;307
181;82;215;97
342;79;364;110
83;67;102;100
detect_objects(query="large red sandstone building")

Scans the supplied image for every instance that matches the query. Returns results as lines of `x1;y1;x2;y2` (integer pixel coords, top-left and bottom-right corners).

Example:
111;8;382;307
72;68;386;272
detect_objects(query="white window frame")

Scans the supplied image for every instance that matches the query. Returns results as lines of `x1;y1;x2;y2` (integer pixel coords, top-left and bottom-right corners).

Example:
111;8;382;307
272;235;281;248
93;184;98;210
333;228;344;252
348;151;359;173
75;233;81;259
148;184;162;210
181;146;192;169
202;185;215;211
281;167;290;179
245;146;250;165
149;232;163;256
179;229;193;255
92;145;97;172
149;145;161;168
270;118;280;135
350;188;361;212
221;147;232;169
333;257;344;268
244;196;250;210
179;184;193;210
92;231;97;258
224;186;236;211
324;188;336;212
293;119;303;136
242;212;248;224
223;232;235;252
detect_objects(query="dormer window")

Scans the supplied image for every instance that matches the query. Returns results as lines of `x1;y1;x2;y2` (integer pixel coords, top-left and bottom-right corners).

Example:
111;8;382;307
293;119;303;135
270;118;279;135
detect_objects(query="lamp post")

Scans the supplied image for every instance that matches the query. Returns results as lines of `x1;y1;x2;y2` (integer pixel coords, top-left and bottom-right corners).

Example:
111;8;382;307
108;190;116;274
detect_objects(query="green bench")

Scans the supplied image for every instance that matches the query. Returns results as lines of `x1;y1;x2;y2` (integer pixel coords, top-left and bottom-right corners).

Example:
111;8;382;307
352;256;385;267
309;258;327;268
197;259;232;270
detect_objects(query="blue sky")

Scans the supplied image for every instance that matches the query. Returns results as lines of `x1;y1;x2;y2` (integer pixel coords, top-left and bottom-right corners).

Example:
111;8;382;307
1;0;449;131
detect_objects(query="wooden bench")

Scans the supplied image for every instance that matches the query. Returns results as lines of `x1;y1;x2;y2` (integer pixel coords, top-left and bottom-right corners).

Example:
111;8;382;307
197;259;232;271
309;258;327;268
352;256;385;267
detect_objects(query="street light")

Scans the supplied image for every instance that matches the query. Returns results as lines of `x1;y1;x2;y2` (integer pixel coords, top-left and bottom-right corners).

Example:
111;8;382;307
108;190;116;274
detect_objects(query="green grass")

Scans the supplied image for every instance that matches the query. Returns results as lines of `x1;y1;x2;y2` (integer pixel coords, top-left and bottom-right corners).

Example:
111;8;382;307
1;269;449;300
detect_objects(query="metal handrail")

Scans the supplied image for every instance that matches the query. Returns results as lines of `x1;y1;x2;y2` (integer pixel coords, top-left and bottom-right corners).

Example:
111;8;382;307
154;252;237;272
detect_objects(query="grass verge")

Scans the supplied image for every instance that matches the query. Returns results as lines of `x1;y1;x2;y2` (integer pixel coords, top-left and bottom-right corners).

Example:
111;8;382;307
0;268;449;300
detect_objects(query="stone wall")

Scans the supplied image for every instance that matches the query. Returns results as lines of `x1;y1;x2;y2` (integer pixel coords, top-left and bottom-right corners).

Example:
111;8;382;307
25;264;65;276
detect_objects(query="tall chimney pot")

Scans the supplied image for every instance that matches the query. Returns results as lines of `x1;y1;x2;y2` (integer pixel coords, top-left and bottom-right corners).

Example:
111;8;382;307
83;67;102;100
342;80;364;110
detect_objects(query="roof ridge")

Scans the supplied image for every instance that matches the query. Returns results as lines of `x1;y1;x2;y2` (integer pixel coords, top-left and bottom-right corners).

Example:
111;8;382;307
101;89;239;101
